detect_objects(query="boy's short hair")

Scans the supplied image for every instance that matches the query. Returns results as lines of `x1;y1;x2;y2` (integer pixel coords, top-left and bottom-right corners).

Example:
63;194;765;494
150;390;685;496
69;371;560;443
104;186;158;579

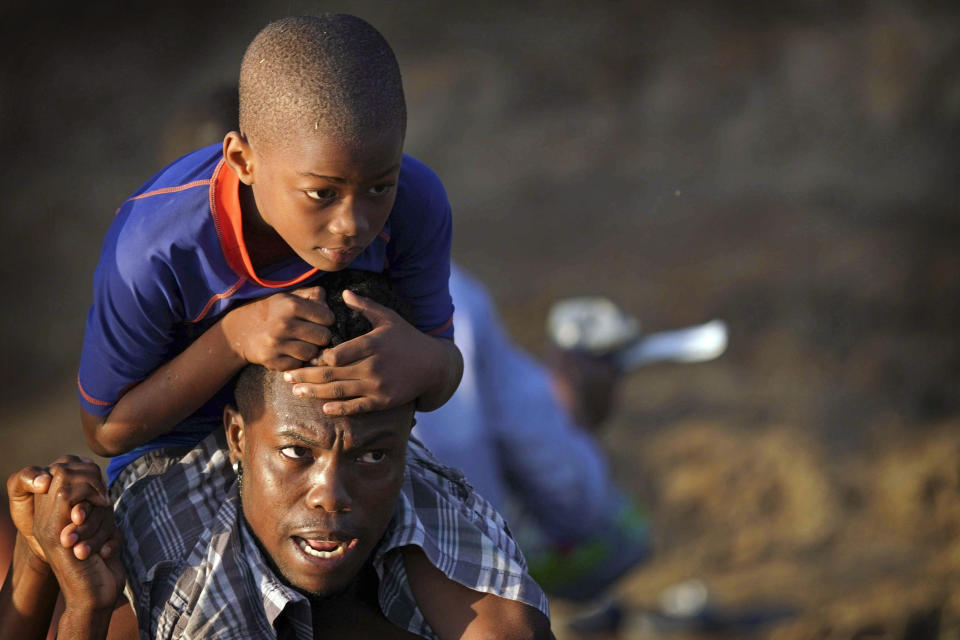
239;14;406;149
233;270;410;420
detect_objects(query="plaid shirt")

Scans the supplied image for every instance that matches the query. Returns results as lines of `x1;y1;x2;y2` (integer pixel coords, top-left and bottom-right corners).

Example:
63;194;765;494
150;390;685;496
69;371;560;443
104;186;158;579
112;430;548;639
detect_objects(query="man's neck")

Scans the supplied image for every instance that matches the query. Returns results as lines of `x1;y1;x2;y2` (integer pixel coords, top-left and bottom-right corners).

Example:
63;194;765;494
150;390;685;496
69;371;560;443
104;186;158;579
308;565;418;639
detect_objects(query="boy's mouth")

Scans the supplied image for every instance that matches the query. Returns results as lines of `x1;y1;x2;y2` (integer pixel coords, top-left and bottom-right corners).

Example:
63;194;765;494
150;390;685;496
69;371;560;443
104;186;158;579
319;247;361;265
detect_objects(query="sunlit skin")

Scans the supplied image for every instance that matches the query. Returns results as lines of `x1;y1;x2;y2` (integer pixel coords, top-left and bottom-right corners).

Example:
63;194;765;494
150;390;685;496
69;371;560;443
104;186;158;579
223;127;404;273
225;388;414;597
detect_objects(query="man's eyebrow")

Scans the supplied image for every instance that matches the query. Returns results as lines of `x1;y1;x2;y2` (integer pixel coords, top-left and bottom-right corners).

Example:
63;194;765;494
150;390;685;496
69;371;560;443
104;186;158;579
275;426;403;449
275;428;324;448
298;164;401;182
351;428;403;449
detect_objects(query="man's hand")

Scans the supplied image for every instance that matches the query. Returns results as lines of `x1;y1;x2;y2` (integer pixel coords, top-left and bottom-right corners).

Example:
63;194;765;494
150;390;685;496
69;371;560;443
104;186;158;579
282;289;462;415
7;456;111;564
28;460;125;614
220;286;335;371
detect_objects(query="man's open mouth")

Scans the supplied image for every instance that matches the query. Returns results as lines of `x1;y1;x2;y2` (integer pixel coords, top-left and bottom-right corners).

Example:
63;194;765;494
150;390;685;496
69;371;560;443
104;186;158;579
293;536;358;560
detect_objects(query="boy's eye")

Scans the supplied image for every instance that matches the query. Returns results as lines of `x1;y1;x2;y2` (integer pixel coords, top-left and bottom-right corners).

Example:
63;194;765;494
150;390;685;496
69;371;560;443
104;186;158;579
305;188;337;201
280;446;311;460
367;183;395;197
357;451;386;464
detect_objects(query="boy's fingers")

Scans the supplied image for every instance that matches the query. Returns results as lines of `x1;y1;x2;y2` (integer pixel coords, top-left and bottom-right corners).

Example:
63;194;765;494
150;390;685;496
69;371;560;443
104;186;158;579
318;335;375;368
341;290;395;327
291;379;367;402
322;397;382;416
266;355;309;372
290;285;324;302
276;338;322;364
290;294;335;326
286;319;333;349
283;362;367;385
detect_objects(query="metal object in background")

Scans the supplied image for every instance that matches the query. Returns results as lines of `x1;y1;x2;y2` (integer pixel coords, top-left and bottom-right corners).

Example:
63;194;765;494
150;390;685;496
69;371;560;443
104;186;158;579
547;296;728;370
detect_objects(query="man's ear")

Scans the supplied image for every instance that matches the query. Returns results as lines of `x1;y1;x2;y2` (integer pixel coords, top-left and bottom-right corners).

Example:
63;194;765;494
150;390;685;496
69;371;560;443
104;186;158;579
223;131;255;186
224;404;246;464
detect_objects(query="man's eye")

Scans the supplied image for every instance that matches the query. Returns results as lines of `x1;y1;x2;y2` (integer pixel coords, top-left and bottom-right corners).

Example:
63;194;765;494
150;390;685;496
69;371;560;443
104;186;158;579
305;188;337;201
281;446;311;460
367;183;395;197
357;451;386;464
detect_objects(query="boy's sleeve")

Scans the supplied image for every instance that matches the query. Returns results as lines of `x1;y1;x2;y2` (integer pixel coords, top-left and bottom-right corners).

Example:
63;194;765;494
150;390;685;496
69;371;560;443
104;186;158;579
385;157;455;339
77;217;183;417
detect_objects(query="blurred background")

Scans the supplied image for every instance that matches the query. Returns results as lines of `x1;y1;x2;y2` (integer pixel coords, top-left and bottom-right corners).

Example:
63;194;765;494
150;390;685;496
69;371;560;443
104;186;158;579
1;1;958;637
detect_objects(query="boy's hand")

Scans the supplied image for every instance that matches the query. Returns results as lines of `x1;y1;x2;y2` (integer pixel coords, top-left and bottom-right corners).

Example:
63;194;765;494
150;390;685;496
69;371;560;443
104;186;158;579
220;286;335;371
282;289;456;415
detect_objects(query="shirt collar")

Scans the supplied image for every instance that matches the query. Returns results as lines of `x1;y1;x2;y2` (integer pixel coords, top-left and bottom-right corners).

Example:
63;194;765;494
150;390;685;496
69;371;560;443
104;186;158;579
210;158;320;289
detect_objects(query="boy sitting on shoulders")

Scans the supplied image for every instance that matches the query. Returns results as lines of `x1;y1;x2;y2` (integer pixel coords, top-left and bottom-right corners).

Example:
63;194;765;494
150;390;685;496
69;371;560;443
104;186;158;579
78;14;462;486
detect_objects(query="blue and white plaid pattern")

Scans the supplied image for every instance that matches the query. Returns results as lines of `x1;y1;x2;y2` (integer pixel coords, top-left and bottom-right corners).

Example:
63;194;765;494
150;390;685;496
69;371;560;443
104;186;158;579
113;430;548;639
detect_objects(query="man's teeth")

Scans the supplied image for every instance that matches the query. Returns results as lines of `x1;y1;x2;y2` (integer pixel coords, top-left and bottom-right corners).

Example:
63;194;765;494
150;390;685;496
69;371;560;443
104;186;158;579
297;538;345;559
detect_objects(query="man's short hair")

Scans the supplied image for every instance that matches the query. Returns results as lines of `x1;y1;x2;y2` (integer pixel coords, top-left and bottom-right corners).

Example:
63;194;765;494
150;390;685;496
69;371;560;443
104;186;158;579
233;270;409;420
238;14;406;149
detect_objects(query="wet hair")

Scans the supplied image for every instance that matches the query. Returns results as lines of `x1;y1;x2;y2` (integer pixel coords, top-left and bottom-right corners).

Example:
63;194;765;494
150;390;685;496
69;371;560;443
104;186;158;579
238;14;406;150
233;270;410;420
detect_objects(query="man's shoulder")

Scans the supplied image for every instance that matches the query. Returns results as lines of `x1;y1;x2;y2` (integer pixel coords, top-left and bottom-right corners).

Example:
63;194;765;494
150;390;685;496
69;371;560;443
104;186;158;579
373;438;550;632
113;434;279;638
113;433;236;580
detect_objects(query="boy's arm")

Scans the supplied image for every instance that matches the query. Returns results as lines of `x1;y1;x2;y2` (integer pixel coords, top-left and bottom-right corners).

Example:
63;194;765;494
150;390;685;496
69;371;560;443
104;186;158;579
282;289;464;415
83;288;333;456
402;547;554;640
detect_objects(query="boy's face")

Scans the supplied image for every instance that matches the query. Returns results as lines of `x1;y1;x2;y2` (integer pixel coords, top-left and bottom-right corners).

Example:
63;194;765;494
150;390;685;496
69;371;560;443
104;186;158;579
226;391;413;597
235;129;404;271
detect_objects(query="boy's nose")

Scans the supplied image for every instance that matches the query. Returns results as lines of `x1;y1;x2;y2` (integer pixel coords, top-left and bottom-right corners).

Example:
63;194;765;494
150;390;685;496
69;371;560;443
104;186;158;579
305;461;351;513
326;198;369;239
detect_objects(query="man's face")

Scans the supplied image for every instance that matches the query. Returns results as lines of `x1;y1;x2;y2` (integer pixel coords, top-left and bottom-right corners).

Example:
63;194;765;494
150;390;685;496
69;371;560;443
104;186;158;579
229;393;413;597
245;129;403;271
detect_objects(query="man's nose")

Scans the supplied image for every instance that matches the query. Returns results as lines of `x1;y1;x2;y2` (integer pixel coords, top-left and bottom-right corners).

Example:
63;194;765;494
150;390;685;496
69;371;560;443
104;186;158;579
326;197;370;239
305;460;351;513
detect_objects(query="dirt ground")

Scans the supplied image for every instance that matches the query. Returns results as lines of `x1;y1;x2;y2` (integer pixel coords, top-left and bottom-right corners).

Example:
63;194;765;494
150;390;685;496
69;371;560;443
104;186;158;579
1;2;959;638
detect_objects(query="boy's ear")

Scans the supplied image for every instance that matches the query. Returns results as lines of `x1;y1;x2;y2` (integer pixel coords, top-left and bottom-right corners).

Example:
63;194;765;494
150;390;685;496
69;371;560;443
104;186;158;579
224;404;246;464
223;131;255;186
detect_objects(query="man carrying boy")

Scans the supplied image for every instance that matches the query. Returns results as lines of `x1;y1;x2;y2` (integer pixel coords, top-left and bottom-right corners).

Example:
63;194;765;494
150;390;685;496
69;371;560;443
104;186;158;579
114;271;551;638
5;272;552;639
77;14;463;487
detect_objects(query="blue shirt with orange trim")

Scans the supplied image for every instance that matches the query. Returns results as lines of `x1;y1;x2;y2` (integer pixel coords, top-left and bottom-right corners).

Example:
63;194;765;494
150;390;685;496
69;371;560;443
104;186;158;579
78;144;454;483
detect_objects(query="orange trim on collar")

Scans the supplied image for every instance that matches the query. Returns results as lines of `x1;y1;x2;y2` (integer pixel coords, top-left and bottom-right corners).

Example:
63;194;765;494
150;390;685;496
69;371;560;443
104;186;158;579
210;159;319;288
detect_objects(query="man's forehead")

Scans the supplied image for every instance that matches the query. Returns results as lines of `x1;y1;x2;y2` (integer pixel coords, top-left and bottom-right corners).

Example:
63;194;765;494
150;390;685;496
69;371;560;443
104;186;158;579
261;395;413;442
